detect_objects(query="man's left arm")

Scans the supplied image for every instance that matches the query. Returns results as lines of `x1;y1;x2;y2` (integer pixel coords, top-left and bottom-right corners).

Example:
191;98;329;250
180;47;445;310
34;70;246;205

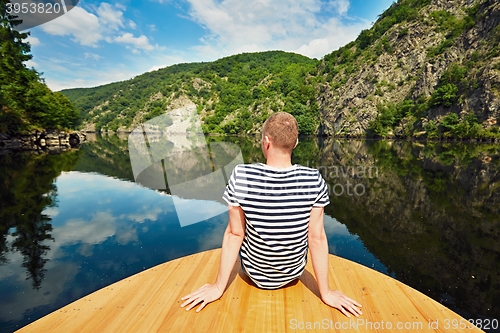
181;205;245;312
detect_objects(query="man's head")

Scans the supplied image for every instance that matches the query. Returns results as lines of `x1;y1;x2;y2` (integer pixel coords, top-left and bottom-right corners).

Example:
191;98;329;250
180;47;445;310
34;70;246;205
261;112;298;155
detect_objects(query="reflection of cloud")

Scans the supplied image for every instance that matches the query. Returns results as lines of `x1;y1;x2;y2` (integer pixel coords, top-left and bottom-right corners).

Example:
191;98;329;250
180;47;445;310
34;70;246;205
49;212;116;257
116;225;139;245
124;206;163;223
55;171;141;199
42;206;59;217
77;243;94;257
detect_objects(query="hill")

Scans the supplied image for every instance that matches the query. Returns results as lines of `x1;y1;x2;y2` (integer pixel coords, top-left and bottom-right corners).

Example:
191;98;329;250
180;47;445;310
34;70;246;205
62;0;500;139
319;0;500;139
62;52;320;135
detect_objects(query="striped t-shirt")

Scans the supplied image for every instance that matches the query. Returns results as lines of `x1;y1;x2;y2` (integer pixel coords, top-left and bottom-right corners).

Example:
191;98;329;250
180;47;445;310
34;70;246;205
222;163;330;289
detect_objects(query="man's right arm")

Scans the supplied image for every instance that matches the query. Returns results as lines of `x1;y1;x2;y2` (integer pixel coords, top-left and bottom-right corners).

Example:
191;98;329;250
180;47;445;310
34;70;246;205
308;206;363;317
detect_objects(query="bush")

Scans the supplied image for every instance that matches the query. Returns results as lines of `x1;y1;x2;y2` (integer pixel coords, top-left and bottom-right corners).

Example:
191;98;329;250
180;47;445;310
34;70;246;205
440;113;460;131
431;83;458;107
425;120;439;138
369;101;410;136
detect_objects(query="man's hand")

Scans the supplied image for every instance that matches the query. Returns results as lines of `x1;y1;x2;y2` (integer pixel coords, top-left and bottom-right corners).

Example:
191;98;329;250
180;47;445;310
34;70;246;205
322;290;363;318
180;283;223;312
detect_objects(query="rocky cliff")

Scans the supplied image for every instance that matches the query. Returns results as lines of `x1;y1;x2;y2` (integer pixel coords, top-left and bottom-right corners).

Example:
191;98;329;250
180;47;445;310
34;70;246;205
318;0;500;138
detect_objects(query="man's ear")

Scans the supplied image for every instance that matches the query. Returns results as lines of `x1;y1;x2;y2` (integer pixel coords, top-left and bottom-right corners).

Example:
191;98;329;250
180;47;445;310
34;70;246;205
293;138;298;149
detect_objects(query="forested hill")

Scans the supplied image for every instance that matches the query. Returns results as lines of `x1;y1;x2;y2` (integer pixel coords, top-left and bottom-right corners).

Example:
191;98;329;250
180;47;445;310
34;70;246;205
0;0;79;134
63;0;500;139
62;52;320;135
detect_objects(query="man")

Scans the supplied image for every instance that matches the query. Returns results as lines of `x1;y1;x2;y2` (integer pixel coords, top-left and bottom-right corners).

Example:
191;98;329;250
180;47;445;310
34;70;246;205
181;112;362;318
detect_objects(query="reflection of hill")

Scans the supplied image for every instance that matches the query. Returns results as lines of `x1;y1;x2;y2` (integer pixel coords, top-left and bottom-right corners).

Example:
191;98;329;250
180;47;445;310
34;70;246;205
0;151;80;289
73;134;135;182
312;139;499;319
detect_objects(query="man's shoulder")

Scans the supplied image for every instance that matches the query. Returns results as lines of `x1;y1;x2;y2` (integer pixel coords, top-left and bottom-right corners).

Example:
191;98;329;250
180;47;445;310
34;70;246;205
294;164;321;173
232;163;263;172
294;164;323;177
234;163;319;173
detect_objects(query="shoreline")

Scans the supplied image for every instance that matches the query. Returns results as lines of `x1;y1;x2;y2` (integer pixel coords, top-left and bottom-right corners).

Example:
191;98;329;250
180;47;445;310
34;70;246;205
0;130;87;153
83;130;500;143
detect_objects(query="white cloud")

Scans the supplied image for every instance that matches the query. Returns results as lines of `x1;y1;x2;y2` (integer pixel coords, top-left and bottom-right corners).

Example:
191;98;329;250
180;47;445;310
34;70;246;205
40;2;147;52
41;6;102;46
97;2;126;31
329;0;350;15
295;38;330;59
45;67;143;91
25;59;38;68
114;33;155;52
183;0;366;60
84;52;102;61
147;54;187;72
26;35;40;46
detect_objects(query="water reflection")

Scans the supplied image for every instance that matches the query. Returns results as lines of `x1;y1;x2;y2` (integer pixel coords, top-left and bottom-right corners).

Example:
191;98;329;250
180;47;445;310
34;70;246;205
0;135;498;332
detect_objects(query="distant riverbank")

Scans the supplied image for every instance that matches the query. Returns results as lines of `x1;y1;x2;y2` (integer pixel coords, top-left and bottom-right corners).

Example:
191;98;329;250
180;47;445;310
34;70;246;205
0;130;86;153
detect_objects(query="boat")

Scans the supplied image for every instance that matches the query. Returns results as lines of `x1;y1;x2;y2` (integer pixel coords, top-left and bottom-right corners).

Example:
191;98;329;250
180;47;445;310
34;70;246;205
16;249;483;332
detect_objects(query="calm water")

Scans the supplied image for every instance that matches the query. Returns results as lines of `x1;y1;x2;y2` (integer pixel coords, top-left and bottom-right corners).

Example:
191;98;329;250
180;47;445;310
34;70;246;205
0;134;499;332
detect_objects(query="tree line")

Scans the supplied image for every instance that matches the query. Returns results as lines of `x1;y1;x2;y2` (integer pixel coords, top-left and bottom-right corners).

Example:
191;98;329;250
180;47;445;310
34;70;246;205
0;0;79;134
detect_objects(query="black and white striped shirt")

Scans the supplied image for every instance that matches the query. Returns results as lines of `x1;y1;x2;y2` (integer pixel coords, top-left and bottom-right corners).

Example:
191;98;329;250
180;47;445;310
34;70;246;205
222;163;330;289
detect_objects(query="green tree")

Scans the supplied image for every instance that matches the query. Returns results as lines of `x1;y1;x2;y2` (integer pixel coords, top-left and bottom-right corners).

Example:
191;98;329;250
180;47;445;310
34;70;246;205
0;0;35;132
0;0;79;133
431;83;458;107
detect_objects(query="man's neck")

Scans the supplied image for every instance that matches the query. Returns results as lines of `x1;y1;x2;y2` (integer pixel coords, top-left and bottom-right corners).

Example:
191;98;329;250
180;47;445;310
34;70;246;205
265;154;293;169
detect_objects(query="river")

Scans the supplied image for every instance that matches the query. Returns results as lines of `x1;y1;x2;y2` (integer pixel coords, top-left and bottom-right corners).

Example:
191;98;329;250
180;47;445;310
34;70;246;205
0;134;498;332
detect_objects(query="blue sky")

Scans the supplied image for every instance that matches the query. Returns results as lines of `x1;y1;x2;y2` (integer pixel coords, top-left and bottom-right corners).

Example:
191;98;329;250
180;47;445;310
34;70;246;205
23;0;394;91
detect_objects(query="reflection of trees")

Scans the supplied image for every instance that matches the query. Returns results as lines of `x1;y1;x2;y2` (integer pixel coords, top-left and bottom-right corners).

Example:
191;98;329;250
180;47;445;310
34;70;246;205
0;151;79;289
313;139;500;319
73;134;135;182
11;212;54;290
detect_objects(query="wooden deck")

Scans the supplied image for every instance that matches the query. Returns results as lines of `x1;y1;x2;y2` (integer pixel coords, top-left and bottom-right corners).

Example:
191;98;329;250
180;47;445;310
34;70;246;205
17;249;483;332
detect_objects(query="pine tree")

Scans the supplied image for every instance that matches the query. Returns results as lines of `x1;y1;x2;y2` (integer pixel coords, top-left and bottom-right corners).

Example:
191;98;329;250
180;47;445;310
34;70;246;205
0;0;79;133
0;0;37;132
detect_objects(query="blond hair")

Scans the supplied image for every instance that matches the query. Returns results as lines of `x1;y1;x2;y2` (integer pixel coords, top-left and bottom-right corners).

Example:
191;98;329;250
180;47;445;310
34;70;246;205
262;112;298;153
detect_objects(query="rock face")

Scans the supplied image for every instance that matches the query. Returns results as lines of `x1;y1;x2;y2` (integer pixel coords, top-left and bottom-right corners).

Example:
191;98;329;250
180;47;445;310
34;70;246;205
0;131;86;153
318;0;500;137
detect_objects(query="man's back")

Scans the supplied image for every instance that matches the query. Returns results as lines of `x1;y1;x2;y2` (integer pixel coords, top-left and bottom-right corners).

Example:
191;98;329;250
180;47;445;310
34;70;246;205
182;112;361;317
223;163;329;289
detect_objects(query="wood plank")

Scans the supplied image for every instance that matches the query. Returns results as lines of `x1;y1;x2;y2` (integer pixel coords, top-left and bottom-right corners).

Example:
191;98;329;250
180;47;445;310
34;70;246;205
16;249;484;333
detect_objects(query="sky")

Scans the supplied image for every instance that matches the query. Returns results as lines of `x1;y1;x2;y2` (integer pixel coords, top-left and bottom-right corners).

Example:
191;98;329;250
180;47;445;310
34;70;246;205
22;0;395;91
